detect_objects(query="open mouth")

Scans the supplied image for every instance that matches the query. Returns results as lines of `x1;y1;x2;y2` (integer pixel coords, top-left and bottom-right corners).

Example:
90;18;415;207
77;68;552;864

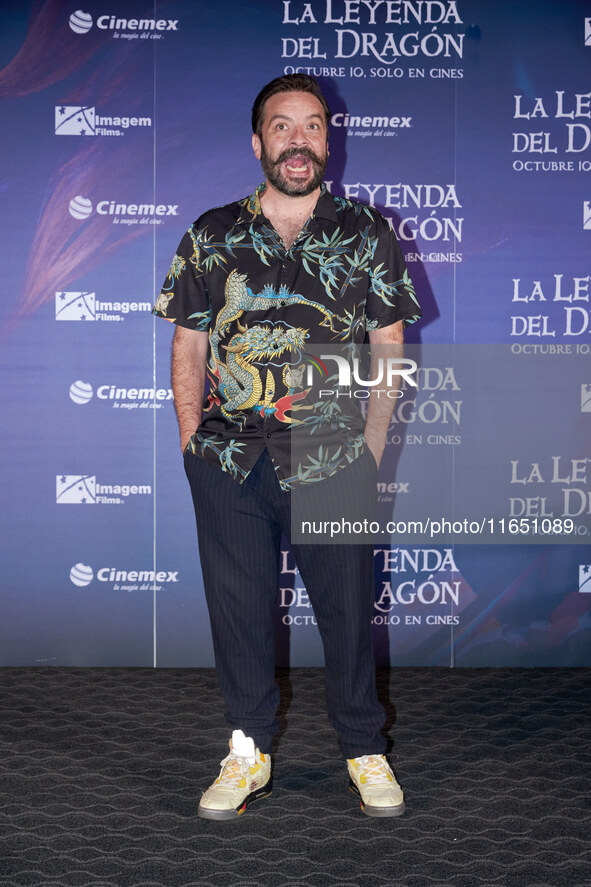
283;154;312;175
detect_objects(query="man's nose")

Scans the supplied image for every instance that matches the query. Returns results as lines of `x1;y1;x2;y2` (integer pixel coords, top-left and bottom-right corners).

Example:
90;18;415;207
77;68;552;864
289;124;308;145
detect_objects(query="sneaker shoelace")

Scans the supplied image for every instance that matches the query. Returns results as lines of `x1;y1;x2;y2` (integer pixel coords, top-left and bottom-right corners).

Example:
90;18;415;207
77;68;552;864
355;755;393;785
216;751;253;789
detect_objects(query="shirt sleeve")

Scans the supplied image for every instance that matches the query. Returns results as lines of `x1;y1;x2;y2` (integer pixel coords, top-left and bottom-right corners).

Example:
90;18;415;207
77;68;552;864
364;212;422;332
152;225;211;331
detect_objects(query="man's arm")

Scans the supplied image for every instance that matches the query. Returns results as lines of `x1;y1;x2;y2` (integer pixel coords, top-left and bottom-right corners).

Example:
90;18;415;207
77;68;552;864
364;320;404;468
171;326;209;453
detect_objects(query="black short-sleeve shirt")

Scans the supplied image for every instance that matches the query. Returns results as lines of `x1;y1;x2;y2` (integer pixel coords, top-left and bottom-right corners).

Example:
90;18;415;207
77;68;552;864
153;184;421;488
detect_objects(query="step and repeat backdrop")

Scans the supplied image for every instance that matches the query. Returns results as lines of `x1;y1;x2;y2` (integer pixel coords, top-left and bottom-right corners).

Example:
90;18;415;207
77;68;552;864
1;0;590;667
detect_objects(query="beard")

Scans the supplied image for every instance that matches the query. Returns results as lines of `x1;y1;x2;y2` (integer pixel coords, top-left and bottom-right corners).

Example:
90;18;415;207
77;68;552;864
259;141;328;197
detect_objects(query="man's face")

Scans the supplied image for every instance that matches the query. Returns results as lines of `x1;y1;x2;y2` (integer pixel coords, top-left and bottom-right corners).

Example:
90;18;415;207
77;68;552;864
252;91;328;197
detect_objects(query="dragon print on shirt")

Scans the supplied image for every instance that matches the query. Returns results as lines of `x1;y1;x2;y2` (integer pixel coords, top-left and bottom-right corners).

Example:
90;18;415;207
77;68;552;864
207;269;337;427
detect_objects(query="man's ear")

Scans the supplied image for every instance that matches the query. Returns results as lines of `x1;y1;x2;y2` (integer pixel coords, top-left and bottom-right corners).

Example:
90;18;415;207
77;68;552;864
252;132;261;160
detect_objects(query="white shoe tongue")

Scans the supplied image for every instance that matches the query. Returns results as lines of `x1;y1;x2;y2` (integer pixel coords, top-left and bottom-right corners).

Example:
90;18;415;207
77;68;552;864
231;729;256;761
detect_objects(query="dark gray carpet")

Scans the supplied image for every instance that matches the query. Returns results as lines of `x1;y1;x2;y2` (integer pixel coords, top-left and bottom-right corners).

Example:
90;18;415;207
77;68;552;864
0;667;589;887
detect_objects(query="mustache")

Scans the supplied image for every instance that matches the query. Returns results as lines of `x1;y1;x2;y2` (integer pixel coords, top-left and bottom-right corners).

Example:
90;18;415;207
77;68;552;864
273;146;325;166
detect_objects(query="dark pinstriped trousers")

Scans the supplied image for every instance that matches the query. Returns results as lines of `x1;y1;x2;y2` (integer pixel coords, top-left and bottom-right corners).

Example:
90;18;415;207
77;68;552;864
184;447;387;759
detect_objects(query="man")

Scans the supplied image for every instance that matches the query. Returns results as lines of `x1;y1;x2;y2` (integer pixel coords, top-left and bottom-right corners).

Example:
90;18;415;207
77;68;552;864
153;74;421;820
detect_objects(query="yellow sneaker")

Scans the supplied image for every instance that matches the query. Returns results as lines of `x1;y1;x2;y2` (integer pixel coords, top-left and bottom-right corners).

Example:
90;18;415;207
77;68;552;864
347;754;405;817
197;730;272;820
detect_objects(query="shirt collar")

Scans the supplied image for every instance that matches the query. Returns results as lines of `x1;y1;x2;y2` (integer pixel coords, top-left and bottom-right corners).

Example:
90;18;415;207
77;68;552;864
236;182;338;227
235;183;265;225
312;184;338;222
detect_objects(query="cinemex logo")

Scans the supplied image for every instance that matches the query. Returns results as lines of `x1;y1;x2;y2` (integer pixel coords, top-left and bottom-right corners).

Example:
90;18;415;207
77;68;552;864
69;380;173;409
55;291;152;322
70;563;94;586
68;10;179;39
55;105;152;137
582;385;591;413
70;563;179;592
584;201;591;230
580;565;591;592
69;381;93;404
56;475;152;505
69;196;93;219
331;111;412;138
585;19;591;47
68;195;178;226
377;480;410;498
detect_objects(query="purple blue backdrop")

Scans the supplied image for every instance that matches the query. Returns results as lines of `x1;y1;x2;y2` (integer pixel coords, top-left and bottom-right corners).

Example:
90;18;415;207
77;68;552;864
1;0;590;667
